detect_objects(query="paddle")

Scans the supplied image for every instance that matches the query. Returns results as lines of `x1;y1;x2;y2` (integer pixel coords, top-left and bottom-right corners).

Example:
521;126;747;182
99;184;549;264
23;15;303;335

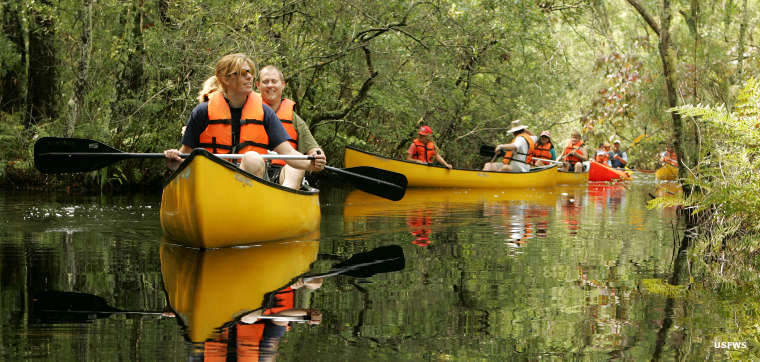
33;137;315;174
303;244;405;281
325;165;407;201
34;137;407;201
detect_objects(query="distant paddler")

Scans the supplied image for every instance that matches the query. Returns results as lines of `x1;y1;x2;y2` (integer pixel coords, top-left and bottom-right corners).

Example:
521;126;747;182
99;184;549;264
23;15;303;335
407;125;453;169
529;130;556;167
482;120;537;172
163;53;326;188
609;140;628;168
656;144;679;181
558;130;588;172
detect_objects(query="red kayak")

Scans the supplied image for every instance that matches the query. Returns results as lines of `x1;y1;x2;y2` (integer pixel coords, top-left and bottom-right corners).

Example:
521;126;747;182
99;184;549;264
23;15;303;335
588;160;632;182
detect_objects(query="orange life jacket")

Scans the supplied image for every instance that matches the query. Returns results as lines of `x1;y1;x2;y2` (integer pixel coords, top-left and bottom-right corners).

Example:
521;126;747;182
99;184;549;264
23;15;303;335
530;142;553;164
200;91;267;154
410;139;436;163
265;98;299;166
595;150;610;164
502;133;535;164
561;140;585;163
203;285;296;362
662;151;678;167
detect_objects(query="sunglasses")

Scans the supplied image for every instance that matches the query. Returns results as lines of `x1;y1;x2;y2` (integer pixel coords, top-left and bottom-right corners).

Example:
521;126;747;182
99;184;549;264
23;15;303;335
228;69;253;77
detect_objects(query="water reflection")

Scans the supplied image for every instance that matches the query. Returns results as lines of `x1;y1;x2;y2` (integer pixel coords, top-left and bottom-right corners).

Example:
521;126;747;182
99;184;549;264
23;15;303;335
159;237;320;344
31;290;171;323
160;234;406;360
343;188;563;248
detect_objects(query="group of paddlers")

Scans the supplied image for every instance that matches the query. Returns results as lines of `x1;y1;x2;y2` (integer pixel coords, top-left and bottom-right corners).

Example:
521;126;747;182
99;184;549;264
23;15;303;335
407;120;678;172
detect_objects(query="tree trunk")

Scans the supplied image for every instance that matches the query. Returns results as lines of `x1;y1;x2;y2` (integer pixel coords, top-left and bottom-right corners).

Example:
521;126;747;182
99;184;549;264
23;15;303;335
26;0;58;126
734;0;748;83
70;0;92;137
627;0;687;191
0;2;24;114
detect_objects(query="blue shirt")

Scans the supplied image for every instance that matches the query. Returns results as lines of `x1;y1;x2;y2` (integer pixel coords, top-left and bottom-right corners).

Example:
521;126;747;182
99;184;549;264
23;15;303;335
181;100;290;150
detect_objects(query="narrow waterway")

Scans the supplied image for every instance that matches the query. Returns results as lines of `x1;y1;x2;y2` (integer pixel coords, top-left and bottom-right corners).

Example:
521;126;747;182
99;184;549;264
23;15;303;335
2;174;737;360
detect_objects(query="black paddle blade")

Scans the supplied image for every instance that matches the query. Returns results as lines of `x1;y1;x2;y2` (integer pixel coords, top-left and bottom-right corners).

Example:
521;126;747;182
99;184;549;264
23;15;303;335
332;245;406;278
480;144;496;157
34;137;122;173
344;166;408;189
31;290;119;323
327;166;407;201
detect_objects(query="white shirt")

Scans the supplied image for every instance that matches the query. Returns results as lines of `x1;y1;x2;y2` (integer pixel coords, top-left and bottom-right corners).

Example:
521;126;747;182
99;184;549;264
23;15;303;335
509;135;538;172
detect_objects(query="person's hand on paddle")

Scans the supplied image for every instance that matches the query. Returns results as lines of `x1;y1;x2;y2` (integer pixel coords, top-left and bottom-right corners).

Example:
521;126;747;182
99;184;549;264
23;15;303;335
309;149;327;172
291;277;324;290
163;148;183;171
307;309;322;325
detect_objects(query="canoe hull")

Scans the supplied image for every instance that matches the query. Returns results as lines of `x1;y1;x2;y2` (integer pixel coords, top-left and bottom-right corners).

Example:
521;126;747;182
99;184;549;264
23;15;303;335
655;164;678;181
344;147;557;188
160;149;320;248
557;170;588;185
588;161;632;182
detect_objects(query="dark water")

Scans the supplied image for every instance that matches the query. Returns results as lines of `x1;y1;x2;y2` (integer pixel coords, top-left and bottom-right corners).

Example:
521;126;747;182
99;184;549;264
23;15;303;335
0;175;733;360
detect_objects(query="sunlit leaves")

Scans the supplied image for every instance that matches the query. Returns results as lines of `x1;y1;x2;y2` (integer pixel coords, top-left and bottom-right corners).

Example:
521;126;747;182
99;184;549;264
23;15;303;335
581;52;642;135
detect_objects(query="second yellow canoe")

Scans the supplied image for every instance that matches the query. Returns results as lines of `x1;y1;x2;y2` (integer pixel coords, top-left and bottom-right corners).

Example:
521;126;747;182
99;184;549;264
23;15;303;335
344;147;558;188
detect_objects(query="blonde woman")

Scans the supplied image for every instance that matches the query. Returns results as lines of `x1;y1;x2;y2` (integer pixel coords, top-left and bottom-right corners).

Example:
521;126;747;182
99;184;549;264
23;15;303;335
163;53;325;187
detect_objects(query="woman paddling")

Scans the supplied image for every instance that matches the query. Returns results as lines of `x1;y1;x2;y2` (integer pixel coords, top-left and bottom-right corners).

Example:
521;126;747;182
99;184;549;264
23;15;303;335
164;53;325;188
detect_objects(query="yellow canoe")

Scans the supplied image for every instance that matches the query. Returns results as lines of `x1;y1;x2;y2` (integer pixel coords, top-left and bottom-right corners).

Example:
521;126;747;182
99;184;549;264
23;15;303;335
160;237;319;343
655;164;678;181
344;147;558;188
160;149;321;248
557;170;588;185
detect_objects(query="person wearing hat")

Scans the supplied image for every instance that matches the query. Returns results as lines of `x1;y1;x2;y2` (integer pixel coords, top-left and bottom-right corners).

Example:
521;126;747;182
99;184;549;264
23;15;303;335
482;120;537;172
407;125;453;169
609;140;628;168
594;142;612;166
529;130;556;167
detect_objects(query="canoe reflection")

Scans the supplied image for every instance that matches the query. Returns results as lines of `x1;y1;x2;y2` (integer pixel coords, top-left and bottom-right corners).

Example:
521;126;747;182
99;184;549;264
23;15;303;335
164;242;406;361
160;236;319;344
344;188;559;247
587;182;627;214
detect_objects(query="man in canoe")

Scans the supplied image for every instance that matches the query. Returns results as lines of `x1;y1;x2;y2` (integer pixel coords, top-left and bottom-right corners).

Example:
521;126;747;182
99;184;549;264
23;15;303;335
529;130;556;167
407;125;453;169
257;65;327;188
482;120;536;172
163;53;326;188
558;130;587;172
609;140;628;168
